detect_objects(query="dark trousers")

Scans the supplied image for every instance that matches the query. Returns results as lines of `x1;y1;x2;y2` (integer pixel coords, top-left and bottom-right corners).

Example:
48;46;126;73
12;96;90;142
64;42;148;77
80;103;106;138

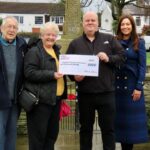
121;143;133;150
78;92;116;150
27;99;61;150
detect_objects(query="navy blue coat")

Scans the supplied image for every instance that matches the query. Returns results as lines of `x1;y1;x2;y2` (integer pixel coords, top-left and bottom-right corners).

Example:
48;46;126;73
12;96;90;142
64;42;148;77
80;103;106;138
0;36;27;109
115;38;149;143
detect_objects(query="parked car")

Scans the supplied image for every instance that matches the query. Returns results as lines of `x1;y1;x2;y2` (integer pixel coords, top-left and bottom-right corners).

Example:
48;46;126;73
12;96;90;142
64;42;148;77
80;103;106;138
142;35;150;52
99;28;114;35
140;29;150;52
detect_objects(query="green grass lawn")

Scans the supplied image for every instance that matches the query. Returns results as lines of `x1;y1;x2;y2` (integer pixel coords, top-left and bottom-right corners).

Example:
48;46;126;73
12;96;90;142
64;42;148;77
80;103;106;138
147;52;150;65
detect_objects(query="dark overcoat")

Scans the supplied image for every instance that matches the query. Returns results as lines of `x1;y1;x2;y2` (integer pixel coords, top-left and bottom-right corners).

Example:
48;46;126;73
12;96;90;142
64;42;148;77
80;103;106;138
0;36;27;109
115;38;149;143
24;40;67;106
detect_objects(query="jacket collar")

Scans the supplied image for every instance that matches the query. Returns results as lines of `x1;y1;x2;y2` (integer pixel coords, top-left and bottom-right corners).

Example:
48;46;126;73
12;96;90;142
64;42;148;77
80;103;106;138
83;31;99;42
0;36;16;46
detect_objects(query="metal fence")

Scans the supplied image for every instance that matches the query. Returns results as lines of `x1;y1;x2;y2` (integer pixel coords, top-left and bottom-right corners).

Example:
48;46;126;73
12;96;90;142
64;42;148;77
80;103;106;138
60;82;80;131
59;81;100;132
17;81;100;135
59;99;79;131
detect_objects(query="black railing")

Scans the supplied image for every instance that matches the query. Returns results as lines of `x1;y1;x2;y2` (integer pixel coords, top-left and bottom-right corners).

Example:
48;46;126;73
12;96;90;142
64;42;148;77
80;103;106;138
60;82;100;132
17;81;100;135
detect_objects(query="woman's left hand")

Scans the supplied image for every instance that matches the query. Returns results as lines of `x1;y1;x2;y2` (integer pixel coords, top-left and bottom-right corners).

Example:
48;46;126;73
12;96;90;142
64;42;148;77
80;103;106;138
132;89;141;101
54;72;63;79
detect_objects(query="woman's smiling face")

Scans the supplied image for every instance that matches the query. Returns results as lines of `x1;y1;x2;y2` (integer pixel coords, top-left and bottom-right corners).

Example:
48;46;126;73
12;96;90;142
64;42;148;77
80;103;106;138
120;18;132;39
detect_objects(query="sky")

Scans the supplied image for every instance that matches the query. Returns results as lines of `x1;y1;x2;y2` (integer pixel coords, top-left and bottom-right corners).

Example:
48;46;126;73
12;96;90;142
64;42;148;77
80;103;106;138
82;0;106;13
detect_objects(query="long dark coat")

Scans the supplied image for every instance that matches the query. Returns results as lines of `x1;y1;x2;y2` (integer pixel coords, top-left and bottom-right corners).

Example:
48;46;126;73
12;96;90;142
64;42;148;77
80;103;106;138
0;36;27;109
115;38;149;143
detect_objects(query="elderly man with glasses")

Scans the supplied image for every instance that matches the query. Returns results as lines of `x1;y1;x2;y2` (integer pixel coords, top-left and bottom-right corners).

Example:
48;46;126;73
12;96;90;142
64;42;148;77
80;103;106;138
0;16;27;150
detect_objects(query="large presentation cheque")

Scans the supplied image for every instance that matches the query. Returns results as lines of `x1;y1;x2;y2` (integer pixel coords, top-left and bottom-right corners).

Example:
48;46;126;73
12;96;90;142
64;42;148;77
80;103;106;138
59;54;99;77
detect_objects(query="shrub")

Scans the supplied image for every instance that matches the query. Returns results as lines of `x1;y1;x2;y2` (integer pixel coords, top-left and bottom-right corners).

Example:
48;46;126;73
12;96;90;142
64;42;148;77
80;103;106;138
0;18;2;25
142;25;150;35
18;32;39;38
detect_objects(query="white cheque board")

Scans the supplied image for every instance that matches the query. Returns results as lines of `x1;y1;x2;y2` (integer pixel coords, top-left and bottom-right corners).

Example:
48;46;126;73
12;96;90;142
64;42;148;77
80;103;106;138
59;54;99;77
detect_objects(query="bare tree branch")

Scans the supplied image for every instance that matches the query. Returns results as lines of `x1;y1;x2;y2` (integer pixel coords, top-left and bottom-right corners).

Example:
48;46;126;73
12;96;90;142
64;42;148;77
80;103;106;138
132;3;150;9
81;0;93;7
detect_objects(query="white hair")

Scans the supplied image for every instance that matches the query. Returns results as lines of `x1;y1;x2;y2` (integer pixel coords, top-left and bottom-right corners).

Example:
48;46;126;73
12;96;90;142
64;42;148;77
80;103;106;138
83;11;98;21
2;16;18;27
40;22;59;35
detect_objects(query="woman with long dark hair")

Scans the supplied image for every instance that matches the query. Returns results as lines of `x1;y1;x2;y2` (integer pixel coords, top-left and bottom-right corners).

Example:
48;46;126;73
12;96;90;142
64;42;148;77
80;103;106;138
115;14;149;150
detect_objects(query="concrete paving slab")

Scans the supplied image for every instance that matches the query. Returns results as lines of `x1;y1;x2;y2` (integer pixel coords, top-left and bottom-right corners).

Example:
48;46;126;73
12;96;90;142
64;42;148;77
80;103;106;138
17;132;150;150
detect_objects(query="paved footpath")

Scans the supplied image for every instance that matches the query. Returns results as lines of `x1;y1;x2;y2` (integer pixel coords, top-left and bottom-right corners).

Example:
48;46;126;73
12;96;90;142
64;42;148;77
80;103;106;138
17;131;121;150
55;131;121;150
17;131;150;150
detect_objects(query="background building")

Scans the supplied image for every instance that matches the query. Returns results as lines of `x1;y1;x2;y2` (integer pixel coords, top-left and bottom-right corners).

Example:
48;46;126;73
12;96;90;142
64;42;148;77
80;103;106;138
0;2;64;33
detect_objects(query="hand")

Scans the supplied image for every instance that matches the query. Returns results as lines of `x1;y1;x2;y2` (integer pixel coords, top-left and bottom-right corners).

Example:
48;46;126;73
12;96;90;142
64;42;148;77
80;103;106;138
74;75;85;82
97;52;109;63
54;72;63;79
132;89;141;101
61;99;66;102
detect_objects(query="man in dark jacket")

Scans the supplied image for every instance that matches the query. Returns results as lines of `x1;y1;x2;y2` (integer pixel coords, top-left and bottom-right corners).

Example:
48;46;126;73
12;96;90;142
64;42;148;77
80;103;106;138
67;11;125;150
0;16;27;150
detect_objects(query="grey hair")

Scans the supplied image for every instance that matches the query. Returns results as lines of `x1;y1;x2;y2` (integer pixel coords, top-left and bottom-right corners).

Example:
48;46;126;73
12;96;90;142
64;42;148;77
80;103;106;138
40;22;59;35
1;16;18;27
83;11;98;21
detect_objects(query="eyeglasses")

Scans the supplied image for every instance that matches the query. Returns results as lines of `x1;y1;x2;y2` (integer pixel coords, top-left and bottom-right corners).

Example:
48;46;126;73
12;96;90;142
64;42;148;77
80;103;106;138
5;25;18;30
44;33;57;38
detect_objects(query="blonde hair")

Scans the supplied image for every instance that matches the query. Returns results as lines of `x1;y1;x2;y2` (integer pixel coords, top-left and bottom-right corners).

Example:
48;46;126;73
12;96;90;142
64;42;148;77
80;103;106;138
40;22;59;35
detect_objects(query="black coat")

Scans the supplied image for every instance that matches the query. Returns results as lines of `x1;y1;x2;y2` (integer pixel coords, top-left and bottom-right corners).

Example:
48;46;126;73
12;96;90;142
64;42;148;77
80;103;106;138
24;40;67;106
67;32;125;93
0;36;27;109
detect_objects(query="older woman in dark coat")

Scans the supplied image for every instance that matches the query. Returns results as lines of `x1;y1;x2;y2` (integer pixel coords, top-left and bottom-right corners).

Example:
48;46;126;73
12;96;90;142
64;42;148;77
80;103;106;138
24;22;67;150
115;14;149;150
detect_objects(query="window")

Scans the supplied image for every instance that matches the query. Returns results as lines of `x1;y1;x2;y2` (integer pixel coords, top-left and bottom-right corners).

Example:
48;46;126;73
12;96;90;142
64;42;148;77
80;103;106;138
59;16;64;23
105;19;108;23
55;17;59;24
50;16;64;24
14;16;19;22
20;16;23;24
14;16;24;24
135;17;141;26
35;16;43;24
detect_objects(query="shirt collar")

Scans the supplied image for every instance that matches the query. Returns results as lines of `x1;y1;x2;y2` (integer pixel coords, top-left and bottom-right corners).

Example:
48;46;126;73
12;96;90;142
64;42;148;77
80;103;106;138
0;36;16;46
83;31;99;42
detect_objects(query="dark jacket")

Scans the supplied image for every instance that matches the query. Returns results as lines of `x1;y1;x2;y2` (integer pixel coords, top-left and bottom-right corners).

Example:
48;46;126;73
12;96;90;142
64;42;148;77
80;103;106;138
115;38;149;143
67;32;125;93
115;38;146;91
0;36;27;109
24;40;67;106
